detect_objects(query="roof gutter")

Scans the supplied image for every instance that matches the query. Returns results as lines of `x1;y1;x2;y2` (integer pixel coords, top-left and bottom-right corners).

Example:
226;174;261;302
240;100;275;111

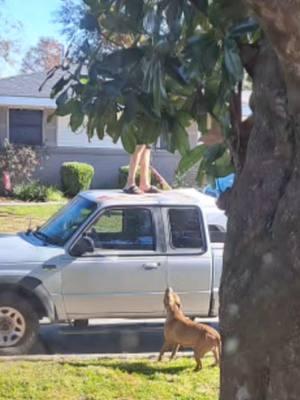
0;96;56;109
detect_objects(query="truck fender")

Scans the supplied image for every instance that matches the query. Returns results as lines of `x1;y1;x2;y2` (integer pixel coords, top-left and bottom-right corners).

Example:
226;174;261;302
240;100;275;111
0;275;57;321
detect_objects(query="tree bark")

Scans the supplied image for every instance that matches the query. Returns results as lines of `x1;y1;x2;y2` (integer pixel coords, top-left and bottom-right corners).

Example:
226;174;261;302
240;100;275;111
220;36;300;399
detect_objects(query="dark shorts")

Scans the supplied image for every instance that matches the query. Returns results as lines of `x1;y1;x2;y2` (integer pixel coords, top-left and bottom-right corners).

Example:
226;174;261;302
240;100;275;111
136;131;154;149
136;142;153;149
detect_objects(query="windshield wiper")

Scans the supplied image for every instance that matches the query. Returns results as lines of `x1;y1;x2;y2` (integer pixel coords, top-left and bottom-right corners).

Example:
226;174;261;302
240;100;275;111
33;229;62;246
33;230;52;245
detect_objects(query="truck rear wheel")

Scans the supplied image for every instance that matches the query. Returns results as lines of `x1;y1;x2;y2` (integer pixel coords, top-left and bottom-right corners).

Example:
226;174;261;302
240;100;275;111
0;292;39;356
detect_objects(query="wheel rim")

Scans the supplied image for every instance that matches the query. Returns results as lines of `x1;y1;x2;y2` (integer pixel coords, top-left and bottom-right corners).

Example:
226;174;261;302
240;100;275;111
0;307;26;347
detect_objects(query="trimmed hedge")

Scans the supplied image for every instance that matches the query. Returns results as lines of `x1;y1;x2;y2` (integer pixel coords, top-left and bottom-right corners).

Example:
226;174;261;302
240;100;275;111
61;162;94;196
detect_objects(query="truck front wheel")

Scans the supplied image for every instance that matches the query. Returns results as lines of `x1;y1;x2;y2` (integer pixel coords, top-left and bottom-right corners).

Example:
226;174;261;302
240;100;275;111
0;292;39;356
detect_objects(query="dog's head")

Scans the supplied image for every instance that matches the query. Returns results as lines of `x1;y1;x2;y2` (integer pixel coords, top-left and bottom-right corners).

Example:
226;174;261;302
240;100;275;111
163;287;182;311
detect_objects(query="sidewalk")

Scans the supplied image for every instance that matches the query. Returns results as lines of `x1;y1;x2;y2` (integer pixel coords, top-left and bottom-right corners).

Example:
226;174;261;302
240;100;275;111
0;352;194;362
0;201;66;206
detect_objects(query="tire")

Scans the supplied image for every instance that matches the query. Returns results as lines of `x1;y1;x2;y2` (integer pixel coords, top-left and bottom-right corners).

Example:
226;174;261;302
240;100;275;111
0;292;39;356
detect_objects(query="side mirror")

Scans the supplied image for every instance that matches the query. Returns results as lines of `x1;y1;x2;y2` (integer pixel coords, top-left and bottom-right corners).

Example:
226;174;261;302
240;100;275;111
70;236;95;257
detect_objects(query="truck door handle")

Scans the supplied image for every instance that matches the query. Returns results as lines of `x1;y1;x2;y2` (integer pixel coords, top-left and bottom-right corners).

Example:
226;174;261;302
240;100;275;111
143;262;159;270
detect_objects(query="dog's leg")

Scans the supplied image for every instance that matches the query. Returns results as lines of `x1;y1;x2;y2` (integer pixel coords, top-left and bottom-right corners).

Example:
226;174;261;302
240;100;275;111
212;346;219;367
194;349;204;371
170;344;180;361
158;341;169;362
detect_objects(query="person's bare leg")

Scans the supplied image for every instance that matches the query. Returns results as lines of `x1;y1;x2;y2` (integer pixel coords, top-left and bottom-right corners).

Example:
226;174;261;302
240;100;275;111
139;146;151;192
125;145;146;190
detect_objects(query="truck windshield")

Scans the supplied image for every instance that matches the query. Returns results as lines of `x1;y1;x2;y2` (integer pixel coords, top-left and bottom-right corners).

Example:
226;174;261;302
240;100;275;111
38;196;98;246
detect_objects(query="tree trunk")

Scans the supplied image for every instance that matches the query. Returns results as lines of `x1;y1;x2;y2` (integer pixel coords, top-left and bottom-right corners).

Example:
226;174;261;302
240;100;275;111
220;36;300;399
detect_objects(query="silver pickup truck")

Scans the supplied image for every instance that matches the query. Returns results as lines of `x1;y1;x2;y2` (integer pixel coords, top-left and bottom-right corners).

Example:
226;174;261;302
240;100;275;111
0;189;226;355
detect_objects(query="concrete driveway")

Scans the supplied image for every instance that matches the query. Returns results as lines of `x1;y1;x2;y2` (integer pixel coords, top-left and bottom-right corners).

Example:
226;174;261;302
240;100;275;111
33;318;219;355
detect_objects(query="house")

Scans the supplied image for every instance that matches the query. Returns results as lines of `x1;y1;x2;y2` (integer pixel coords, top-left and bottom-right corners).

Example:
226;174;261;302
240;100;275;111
0;72;252;189
0;72;200;188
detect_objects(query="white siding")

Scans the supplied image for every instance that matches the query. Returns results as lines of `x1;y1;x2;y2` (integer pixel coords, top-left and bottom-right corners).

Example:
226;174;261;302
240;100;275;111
57;116;123;149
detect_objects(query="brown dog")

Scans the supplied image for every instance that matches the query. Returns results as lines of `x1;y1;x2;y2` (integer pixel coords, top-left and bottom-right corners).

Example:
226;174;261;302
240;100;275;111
158;288;221;371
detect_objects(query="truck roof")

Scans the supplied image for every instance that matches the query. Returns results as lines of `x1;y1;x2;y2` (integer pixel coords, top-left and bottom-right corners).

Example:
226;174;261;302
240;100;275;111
80;188;218;207
81;188;227;231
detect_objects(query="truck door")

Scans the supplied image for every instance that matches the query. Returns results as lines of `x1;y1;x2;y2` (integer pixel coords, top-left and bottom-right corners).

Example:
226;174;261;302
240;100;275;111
62;206;168;318
163;206;212;316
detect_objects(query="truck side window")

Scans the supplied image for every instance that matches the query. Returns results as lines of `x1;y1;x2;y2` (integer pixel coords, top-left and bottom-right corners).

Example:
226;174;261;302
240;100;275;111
87;208;156;251
169;208;204;249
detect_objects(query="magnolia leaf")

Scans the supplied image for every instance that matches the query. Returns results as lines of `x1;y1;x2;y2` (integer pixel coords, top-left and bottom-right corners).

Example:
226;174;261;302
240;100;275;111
178;145;205;175
56;90;68;108
174;121;190;156
50;77;70;98
56;99;78;117
224;37;244;83
229;18;259;38
121;124;137;153
186;33;220;74
96;118;106;140
192;0;208;15
203;143;226;163
70;102;84;132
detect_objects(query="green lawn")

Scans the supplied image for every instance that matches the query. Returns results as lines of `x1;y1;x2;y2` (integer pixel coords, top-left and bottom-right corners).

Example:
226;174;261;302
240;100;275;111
0;204;63;233
0;358;219;400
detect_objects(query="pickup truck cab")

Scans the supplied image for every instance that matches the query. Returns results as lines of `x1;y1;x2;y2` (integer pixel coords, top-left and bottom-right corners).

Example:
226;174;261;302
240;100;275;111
0;189;226;355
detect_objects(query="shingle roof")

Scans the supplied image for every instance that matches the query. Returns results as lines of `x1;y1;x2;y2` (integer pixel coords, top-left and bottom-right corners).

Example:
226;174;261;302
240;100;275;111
0;71;62;98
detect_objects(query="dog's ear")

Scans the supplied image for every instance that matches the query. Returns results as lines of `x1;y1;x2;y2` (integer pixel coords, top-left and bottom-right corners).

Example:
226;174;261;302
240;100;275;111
164;287;174;307
174;294;181;309
165;287;173;298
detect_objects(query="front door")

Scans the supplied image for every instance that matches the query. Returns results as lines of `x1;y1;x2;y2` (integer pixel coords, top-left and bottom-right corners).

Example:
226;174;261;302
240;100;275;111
62;207;167;318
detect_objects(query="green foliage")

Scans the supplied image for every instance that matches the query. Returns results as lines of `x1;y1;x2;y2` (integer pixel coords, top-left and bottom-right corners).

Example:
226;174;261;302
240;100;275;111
51;0;261;180
61;162;95;196
13;181;64;202
0;140;40;189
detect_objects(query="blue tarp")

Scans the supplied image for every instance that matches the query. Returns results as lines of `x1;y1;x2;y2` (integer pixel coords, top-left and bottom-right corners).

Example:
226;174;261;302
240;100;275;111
203;173;235;198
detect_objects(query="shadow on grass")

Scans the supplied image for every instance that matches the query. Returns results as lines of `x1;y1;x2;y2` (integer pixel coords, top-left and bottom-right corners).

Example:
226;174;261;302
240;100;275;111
64;360;190;376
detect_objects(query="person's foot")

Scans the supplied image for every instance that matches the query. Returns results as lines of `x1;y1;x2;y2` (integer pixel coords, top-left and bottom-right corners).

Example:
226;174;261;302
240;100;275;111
143;185;161;194
123;185;143;195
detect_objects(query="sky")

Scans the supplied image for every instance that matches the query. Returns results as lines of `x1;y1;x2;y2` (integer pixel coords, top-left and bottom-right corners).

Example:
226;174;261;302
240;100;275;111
2;0;67;77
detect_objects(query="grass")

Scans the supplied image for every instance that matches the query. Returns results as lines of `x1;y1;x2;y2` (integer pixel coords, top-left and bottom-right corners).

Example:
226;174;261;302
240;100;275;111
0;358;219;400
0;204;63;233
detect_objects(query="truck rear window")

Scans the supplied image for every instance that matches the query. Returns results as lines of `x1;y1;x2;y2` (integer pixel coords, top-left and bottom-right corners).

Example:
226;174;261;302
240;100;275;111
209;225;226;243
168;208;204;249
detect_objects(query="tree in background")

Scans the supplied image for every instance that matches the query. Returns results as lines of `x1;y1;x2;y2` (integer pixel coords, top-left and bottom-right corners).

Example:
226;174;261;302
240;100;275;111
49;1;300;397
0;0;22;71
21;37;63;74
54;0;101;59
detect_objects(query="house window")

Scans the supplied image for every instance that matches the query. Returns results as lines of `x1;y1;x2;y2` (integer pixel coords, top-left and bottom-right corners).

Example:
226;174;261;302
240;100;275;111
9;109;43;146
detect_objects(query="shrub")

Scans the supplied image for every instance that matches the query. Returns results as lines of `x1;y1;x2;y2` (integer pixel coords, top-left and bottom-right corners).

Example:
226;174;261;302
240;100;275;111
61;162;94;196
0;140;40;192
46;186;65;202
13;181;64;202
118;165;170;190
